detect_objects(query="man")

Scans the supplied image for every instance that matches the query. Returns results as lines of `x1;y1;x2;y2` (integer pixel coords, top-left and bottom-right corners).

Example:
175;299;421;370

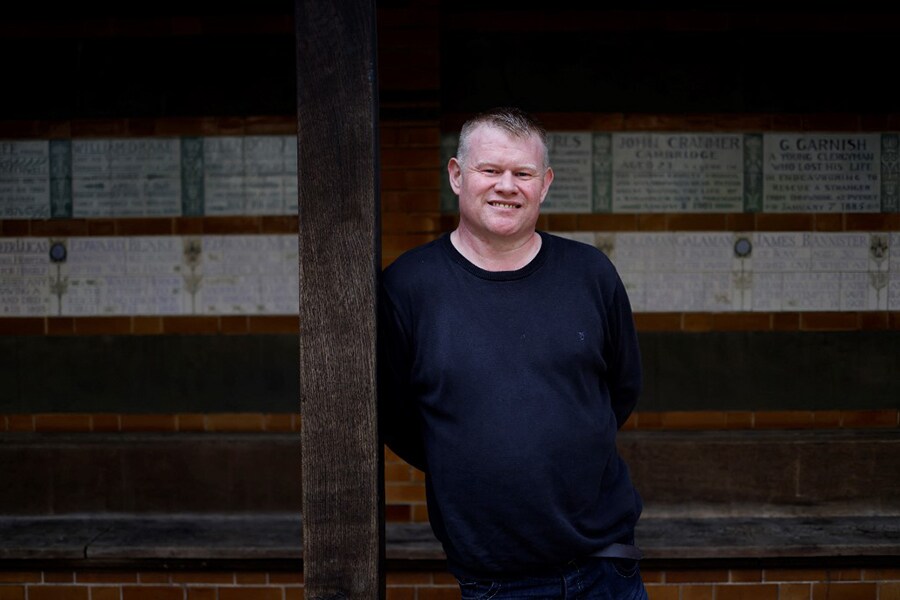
379;107;647;599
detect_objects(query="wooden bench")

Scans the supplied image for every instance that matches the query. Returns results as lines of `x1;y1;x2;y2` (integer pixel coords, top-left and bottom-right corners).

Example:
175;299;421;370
1;429;898;568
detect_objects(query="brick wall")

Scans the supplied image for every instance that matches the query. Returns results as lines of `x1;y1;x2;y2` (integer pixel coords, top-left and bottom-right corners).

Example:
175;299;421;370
1;567;899;599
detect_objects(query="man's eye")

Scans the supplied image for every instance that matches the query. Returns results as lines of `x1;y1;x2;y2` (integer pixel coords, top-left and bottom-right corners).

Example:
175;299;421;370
517;172;534;178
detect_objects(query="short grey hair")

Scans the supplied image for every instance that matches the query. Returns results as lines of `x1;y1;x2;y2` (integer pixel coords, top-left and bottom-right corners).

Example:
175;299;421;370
456;107;550;169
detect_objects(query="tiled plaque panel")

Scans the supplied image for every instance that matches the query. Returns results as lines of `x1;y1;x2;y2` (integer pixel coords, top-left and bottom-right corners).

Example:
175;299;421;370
1;232;897;316
437;131;899;214
0;140;50;219
0;136;299;219
3;132;899;217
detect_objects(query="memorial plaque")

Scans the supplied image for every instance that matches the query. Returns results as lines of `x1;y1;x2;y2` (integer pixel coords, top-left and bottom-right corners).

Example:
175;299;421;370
781;272;842;311
203;137;246;215
72;139;181;217
197;235;295;313
60;238;128;315
612;133;744;212
283;138;299;214
0;238;49;316
543;132;593;213
763;133;881;212
890;233;900;310
880;134;899;212
592;133;613;212
181;137;205;216
674;233;734;273
805;232;870;272
204;136;297;215
244;136;294;214
0;140;50;219
752;232;810;272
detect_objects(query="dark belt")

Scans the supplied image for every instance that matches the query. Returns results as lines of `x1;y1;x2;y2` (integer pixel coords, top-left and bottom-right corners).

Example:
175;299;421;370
588;542;644;561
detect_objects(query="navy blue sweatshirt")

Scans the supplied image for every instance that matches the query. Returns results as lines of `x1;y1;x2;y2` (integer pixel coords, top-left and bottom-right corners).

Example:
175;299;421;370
379;232;643;578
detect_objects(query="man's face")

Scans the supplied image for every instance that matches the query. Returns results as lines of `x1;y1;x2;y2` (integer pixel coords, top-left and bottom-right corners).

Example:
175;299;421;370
448;125;554;243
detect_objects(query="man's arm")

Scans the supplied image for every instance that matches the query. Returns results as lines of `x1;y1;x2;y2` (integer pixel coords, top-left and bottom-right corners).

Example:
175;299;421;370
606;276;643;430
377;286;427;471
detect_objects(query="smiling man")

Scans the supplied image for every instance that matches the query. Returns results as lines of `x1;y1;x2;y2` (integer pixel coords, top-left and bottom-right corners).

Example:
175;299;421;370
379;107;647;599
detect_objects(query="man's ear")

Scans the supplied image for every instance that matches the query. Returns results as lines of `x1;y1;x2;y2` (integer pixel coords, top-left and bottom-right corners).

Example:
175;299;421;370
539;167;554;203
448;157;462;195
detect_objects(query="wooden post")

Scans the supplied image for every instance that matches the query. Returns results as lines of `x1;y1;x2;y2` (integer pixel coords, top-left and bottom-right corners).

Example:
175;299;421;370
295;1;383;598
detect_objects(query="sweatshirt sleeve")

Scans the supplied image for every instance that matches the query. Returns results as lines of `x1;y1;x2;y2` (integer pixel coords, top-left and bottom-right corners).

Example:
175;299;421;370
605;275;643;430
377;281;427;472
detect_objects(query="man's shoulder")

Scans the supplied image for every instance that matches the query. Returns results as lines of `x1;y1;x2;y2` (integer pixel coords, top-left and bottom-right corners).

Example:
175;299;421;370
382;235;447;287
544;232;616;271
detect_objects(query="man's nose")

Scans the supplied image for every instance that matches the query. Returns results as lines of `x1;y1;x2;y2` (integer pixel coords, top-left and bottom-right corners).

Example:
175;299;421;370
495;170;517;193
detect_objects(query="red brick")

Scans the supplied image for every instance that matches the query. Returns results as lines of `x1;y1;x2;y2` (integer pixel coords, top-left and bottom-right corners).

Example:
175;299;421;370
89;588;121;600
0;318;45;335
263;414;294;432
754;411;815;430
811;582;876;599
634;313;682;332
186;589;216;600
0;574;40;584
6;415;34;432
659;411;728;430
91;414;122;431
711;313;773;331
715;584;777;599
234;573;268;584
0;589;25;600
34;414;92;432
841;410;899;429
644;584;678;600
161;317;220;335
77;572;137;583
176;414;207;432
132;317;163;335
120;414;177;432
778;583;813;600
136;573;169;584
218;588;283;600
666;570;729;583
114;218;174;236
879;582;900;600
28;587;89;600
680;585;714;600
121;587;183;600
205;413;267;432
247;316;299;334
799;312;860;332
73;317;133;335
46;318;76;335
416;587;461;600
169;572;233;584
386;587;415;600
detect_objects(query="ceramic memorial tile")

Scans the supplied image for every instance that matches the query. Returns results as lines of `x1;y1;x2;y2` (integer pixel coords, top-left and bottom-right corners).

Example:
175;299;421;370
71;139;181;217
542;132;593;213
203;137;246;215
781;272;842;311
805;232;870;272
612;133;744;213
0;238;50;316
0;140;50;219
752;232;810;272
763;133;881;212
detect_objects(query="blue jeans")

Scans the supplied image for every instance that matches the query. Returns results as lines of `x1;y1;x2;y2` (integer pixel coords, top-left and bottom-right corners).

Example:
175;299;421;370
455;557;648;600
